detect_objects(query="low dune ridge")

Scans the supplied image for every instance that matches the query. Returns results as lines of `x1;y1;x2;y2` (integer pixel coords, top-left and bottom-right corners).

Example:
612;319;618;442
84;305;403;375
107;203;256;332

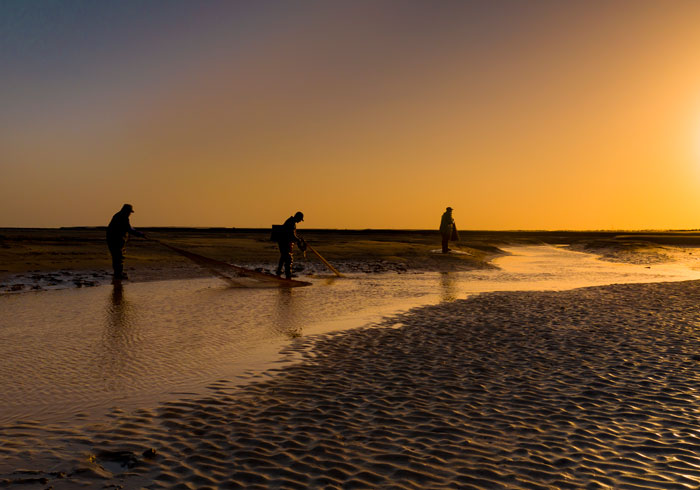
4;279;700;488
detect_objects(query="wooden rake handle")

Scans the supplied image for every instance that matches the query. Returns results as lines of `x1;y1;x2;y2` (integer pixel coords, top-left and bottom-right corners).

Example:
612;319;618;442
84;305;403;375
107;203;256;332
306;244;344;277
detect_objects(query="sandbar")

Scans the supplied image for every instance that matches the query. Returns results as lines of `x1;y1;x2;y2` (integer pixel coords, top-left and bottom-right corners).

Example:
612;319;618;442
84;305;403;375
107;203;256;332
3;280;700;488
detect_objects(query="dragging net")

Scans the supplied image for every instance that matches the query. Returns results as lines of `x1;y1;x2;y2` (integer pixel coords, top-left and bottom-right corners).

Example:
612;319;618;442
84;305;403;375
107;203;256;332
155;240;310;288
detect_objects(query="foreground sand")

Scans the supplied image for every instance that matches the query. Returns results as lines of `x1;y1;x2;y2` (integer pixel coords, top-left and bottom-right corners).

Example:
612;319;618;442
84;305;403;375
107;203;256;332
3;279;700;488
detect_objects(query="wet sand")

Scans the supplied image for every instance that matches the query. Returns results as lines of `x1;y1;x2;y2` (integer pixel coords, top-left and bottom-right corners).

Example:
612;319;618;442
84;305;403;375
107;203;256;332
4;279;700;488
5;244;700;429
0;228;501;293
4;227;700;293
4;230;700;488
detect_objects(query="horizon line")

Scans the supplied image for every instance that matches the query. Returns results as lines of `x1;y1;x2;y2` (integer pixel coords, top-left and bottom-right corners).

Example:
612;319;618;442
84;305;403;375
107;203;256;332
2;226;700;234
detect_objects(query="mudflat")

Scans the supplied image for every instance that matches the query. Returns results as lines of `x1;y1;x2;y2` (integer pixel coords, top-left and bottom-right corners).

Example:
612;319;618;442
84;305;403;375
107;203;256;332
0;227;493;278
3;227;700;292
4;229;700;488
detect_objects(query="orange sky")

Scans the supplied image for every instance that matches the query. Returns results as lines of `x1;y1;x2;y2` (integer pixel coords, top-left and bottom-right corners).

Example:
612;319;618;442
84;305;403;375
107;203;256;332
3;2;700;229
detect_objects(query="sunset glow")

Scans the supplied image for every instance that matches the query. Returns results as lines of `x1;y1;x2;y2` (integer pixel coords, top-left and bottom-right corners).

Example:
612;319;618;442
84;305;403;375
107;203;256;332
3;1;700;230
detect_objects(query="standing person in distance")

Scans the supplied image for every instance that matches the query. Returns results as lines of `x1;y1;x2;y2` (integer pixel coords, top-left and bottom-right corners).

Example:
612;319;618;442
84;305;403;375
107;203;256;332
440;206;456;253
275;211;306;279
106;203;146;281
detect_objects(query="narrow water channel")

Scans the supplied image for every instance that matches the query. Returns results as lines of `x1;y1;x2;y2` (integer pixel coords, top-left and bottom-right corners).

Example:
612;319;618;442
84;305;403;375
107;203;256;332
1;245;699;424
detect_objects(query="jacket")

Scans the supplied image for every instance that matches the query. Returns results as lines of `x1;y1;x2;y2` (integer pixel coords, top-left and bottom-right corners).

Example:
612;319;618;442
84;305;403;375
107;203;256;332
439;212;455;235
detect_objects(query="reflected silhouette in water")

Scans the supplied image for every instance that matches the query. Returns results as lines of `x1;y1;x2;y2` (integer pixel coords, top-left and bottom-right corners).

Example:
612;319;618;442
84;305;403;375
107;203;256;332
272;288;303;338
106;282;132;330
99;282;138;389
111;280;124;305
439;272;458;302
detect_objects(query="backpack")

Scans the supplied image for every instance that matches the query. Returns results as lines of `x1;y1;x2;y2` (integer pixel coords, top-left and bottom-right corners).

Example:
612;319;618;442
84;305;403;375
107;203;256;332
270;224;284;242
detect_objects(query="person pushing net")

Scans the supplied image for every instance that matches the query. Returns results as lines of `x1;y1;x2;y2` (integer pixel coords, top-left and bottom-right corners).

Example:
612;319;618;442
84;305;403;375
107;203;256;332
271;211;306;279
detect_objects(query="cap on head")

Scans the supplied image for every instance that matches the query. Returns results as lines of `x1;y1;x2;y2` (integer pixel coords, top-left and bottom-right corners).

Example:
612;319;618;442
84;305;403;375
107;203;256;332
294;211;304;221
121;203;134;214
446;206;453;211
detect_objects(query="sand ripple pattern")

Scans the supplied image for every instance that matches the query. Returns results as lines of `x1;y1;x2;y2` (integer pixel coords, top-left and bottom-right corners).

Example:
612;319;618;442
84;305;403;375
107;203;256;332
5;280;700;488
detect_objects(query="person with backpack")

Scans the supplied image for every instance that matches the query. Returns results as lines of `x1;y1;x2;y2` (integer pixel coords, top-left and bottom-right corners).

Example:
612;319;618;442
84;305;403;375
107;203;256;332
272;211;306;279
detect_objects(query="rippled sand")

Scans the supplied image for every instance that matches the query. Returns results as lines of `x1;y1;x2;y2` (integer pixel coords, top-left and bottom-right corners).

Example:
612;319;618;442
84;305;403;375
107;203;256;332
4;280;700;488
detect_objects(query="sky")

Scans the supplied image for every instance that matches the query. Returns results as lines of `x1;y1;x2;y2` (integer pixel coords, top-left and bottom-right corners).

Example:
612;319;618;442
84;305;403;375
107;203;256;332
3;0;700;230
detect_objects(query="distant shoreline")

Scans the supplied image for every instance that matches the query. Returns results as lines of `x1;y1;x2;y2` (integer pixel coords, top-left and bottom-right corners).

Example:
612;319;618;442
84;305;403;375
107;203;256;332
1;226;699;233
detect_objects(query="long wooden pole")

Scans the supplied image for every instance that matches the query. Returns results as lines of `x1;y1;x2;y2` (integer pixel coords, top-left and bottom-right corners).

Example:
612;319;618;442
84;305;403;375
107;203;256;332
306;244;344;277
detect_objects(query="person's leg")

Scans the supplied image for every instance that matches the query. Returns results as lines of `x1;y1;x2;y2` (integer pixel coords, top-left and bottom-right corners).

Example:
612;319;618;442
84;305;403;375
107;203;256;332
276;242;285;275
441;234;449;253
108;242;125;278
117;244;126;278
284;247;293;279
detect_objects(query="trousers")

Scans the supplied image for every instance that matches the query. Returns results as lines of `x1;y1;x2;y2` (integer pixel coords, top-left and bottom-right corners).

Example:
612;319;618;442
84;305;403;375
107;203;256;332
276;241;294;278
108;240;126;277
441;233;450;253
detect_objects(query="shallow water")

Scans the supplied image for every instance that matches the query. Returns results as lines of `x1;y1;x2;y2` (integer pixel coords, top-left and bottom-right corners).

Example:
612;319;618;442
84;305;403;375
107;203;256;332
2;245;700;424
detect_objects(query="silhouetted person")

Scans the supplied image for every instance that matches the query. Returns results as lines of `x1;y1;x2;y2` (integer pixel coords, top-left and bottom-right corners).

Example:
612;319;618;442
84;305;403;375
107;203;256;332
440;206;455;253
275;211;305;279
106;204;145;281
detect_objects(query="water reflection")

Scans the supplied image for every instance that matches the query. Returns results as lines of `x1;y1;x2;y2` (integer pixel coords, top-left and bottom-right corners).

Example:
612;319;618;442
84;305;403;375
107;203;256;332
100;283;138;390
439;272;458;302
105;282;133;332
272;288;303;339
319;276;341;286
111;281;124;306
4;245;700;425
